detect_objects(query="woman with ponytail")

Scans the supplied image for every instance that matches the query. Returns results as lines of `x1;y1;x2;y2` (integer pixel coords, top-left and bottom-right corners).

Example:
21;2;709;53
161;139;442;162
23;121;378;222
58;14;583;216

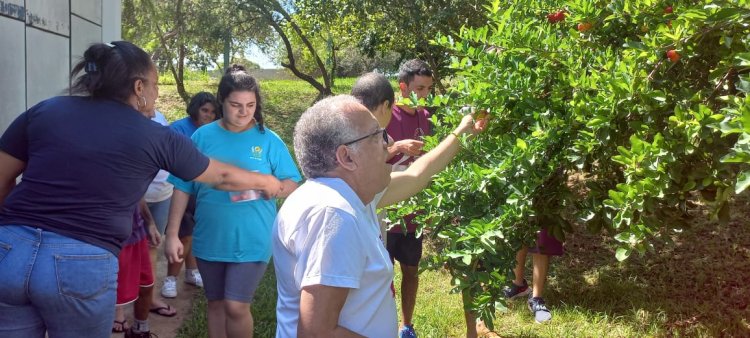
0;43;283;337
164;65;301;338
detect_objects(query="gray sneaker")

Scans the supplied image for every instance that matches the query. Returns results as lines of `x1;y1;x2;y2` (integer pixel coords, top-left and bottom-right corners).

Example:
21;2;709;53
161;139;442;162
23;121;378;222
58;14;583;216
528;297;552;323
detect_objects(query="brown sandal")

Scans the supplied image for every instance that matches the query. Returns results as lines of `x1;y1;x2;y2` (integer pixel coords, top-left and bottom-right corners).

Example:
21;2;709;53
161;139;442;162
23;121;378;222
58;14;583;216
149;305;177;317
112;319;130;333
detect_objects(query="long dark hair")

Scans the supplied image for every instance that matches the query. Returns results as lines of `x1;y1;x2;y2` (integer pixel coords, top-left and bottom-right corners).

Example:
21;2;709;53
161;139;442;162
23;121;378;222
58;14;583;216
70;41;153;104
187;92;218;121
217;64;264;133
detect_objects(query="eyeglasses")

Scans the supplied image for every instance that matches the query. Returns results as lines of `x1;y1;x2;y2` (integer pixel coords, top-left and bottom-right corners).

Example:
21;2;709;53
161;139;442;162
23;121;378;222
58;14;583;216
342;128;388;146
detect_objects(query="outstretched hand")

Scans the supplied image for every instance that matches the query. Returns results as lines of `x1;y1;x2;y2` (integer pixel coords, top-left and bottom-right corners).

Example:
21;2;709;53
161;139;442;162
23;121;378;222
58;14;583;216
456;109;490;136
393;139;425;156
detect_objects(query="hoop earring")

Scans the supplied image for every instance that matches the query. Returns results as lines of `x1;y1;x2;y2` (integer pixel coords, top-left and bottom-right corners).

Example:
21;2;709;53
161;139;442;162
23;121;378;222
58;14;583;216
137;96;147;109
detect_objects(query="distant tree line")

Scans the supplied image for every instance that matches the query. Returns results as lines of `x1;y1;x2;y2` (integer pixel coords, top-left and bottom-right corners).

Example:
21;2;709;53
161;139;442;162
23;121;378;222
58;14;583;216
123;0;489;101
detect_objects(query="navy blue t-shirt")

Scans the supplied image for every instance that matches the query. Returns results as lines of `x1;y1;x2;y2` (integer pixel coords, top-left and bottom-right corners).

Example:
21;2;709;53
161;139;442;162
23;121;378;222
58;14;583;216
0;96;210;255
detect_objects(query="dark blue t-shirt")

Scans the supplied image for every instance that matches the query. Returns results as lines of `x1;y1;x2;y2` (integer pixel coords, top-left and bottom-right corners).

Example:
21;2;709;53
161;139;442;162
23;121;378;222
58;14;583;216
0;96;210;255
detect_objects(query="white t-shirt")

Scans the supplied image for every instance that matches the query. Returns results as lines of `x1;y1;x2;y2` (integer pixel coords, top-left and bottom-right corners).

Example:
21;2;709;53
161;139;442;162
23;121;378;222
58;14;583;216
144;111;174;203
272;177;396;338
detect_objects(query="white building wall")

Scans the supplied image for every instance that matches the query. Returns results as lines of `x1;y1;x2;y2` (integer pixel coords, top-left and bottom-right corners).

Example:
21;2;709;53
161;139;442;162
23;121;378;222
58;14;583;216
0;0;121;132
0;15;26;131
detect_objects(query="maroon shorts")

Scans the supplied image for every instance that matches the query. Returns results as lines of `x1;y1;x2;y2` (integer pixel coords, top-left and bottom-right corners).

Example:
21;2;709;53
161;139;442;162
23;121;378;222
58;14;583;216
527;228;564;256
116;238;154;305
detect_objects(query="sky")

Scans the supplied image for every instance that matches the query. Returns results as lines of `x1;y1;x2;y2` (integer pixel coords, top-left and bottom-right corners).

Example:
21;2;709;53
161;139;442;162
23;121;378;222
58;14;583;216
247;44;280;69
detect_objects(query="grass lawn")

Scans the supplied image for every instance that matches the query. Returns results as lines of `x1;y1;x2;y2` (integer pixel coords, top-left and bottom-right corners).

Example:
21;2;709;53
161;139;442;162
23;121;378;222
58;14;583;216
161;77;750;337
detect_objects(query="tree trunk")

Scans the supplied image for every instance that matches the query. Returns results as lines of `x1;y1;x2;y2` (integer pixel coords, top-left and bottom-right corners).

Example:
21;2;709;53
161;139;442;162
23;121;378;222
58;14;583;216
174;44;189;103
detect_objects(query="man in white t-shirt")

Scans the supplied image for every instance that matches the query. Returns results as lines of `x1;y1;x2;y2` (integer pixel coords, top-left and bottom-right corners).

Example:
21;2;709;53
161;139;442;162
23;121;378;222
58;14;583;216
273;95;486;337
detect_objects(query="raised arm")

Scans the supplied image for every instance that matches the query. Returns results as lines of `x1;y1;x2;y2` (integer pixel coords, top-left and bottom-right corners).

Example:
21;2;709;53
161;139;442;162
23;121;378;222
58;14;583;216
387;139;425;161
378;114;487;208
192;159;283;198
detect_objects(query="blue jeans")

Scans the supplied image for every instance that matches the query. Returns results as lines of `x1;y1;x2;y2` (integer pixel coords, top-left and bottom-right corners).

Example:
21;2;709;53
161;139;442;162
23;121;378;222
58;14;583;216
0;225;119;338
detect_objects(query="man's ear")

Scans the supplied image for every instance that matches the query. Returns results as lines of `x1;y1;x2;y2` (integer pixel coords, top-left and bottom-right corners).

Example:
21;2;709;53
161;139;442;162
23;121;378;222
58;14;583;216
398;82;408;94
335;145;358;171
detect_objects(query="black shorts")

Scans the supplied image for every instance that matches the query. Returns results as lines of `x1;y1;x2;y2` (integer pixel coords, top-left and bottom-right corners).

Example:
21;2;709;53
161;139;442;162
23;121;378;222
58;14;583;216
387;232;423;266
177;195;196;238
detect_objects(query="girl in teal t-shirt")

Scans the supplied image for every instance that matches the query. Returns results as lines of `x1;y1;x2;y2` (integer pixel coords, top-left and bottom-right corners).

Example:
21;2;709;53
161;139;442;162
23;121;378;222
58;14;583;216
165;64;301;337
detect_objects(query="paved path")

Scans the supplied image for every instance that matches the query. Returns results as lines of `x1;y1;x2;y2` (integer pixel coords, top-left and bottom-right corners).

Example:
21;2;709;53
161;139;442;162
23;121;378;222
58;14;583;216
111;252;198;338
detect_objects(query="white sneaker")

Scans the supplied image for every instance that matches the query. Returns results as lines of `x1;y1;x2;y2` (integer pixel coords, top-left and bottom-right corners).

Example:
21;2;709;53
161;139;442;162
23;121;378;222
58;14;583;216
161;276;177;298
185;269;203;288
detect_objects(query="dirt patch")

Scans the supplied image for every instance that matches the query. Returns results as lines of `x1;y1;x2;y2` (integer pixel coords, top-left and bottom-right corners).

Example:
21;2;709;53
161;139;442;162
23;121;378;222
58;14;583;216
110;253;199;338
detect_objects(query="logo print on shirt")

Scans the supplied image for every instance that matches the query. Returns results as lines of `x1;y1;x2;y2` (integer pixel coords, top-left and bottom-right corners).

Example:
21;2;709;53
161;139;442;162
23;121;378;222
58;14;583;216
251;146;263;160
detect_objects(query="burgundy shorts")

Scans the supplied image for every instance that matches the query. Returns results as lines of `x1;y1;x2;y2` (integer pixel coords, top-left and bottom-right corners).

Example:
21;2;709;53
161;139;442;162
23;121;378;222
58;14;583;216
527;228;564;256
116;238;154;305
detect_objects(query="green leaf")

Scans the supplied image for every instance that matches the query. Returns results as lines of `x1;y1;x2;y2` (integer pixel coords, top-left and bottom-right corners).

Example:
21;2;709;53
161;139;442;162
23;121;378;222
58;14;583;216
721;151;750;163
516;138;527;150
736;171;750;193
707;8;743;23
615;247;632;261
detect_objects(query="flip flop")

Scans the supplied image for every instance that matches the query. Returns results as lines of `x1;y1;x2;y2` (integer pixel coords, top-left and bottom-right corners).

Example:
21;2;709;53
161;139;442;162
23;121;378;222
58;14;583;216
112;319;130;333
149;305;177;317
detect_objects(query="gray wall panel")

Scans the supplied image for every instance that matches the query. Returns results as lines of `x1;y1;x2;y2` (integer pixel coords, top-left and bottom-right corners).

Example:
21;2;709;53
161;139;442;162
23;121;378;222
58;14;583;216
26;27;69;107
102;0;121;42
71;16;102;69
72;0;102;24
0;0;25;21
0;16;26;132
25;0;70;36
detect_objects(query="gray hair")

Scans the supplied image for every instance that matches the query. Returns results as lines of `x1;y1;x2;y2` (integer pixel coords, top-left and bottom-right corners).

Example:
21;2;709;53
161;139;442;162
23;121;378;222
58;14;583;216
294;95;366;178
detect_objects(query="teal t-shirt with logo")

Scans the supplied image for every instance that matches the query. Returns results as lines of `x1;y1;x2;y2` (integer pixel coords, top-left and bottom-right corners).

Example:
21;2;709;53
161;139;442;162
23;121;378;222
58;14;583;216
168;121;302;263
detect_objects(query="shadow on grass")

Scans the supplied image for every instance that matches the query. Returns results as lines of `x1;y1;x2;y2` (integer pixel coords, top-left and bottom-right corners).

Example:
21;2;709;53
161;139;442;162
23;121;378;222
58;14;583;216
543;199;750;337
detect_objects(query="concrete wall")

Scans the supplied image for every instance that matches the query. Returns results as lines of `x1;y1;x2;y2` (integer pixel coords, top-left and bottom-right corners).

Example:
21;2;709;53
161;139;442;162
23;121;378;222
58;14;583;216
0;0;121;132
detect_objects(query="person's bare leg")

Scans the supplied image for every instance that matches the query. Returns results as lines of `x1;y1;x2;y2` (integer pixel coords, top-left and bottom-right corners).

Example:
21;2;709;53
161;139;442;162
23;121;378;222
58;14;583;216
225;300;253;338
531;253;549;298
166;260;182;279
149;246;172;309
166;236;192;278
184;235;198;270
134;286;152;321
132;285;153;333
513;247;529;286
113;305;129;331
206;300;227;338
528;253;552;323
400;264;419;327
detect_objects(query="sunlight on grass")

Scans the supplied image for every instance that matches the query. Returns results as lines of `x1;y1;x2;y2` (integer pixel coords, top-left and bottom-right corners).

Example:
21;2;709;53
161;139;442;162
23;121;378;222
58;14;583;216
390;261;664;338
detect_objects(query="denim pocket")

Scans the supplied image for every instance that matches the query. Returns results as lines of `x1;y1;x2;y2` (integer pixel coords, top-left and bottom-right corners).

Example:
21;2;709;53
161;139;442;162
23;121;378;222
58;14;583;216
55;254;114;300
0;241;10;264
